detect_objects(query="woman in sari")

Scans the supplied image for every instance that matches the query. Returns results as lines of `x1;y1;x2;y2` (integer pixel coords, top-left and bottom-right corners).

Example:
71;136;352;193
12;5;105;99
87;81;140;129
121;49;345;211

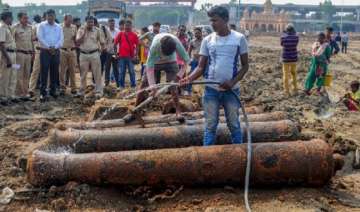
304;32;332;95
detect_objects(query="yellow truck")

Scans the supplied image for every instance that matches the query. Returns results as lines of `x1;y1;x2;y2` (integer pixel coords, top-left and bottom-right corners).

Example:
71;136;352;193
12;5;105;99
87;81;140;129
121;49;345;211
88;0;132;25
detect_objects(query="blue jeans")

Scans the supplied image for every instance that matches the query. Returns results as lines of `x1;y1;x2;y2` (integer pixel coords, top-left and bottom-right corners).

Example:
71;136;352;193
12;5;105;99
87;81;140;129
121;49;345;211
185;60;199;93
140;63;146;77
118;58;136;88
203;87;243;146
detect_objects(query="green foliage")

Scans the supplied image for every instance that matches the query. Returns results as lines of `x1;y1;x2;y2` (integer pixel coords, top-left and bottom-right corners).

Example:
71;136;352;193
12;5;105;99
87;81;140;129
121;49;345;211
229;0;237;6
193;10;208;25
133;7;188;27
319;0;336;22
200;3;213;12
9;2;88;21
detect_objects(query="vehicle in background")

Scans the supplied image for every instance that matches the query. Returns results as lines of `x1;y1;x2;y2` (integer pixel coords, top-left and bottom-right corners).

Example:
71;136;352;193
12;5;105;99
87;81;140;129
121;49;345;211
160;25;171;33
88;0;132;26
196;25;213;36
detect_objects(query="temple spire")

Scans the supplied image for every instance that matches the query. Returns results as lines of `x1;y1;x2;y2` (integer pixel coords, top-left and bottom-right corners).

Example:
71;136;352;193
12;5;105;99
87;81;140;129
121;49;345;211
264;0;273;14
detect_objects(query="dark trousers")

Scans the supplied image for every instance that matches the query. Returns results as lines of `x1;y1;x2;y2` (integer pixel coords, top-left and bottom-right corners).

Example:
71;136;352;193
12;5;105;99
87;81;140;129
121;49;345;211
40;50;60;96
100;52;107;72
341;42;348;54
140;63;146;77
103;53;120;87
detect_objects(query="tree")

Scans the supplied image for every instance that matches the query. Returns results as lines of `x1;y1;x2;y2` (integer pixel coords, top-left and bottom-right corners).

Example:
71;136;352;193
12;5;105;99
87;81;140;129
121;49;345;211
229;0;237;6
200;3;213;12
320;0;336;23
133;7;188;28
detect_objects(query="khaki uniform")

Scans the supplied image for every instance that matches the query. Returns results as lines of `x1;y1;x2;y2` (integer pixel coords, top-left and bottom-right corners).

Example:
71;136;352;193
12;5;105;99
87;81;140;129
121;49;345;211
0;21;17;98
76;26;105;95
12;23;33;96
29;24;40;93
60;24;77;92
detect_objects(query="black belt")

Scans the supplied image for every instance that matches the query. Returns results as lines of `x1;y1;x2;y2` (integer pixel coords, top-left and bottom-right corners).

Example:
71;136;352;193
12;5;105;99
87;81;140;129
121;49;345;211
80;49;99;55
17;50;34;54
36;47;59;51
61;47;76;51
6;49;16;53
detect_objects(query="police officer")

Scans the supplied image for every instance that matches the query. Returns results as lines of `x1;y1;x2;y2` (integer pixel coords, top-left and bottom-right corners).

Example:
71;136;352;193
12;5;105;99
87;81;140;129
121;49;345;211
28;13;45;98
13;12;33;98
59;14;77;96
76;16;105;99
0;10;17;105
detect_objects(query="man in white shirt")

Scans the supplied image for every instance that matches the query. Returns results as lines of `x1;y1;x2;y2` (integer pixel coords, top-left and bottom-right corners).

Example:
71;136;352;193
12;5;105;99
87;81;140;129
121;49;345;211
180;6;249;146
37;9;64;102
103;18;120;87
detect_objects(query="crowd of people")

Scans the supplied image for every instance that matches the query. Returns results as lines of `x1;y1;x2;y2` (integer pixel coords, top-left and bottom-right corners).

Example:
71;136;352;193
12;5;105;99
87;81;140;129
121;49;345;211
0;8;206;105
0;6;251;146
0;5;358;145
280;24;359;111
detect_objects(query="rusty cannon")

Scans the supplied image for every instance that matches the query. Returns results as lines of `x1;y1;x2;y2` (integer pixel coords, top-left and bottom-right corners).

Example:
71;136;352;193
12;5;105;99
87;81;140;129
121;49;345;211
27;139;343;187
55;107;274;130
49;120;300;153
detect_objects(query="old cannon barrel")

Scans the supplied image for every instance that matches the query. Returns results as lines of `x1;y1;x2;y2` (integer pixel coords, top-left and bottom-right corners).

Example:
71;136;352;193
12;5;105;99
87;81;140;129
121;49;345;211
55;111;287;130
27;139;341;187
50;120;300;153
55;107;269;130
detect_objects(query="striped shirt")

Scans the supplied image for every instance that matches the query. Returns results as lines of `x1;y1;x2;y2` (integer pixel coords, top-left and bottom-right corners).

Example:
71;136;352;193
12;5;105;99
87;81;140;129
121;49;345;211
280;32;299;63
146;33;190;69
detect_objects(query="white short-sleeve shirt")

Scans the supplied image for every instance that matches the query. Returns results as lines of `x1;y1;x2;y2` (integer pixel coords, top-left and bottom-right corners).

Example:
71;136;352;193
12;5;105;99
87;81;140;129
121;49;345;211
200;30;248;90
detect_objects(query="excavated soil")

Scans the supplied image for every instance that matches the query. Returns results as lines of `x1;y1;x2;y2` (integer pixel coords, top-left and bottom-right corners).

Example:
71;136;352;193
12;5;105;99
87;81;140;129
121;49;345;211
0;34;360;211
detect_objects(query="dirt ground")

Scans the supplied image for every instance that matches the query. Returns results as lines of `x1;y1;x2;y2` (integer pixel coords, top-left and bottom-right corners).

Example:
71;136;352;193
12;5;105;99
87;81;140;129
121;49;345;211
1;34;360;211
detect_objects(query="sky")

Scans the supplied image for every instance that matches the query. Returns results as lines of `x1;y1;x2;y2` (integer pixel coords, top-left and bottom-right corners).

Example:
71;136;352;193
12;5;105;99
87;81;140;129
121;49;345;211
3;0;359;8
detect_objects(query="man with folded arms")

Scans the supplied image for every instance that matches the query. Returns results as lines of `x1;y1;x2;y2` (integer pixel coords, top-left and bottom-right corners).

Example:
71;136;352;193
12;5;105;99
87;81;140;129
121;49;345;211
76;16;105;99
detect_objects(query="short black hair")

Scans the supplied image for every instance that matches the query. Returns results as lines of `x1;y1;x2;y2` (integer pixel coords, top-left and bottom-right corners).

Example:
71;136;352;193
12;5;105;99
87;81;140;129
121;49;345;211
318;32;326;39
160;36;176;56
351;80;359;89
64;14;72;20
141;27;149;33
73;17;80;23
1;11;12;22
153;22;161;27
125;20;132;25
207;6;229;22
326;26;333;33
119;20;125;26
33;14;41;23
108;18;115;22
178;24;186;29
193;27;202;33
46;9;56;16
17;12;27;20
85;16;95;21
